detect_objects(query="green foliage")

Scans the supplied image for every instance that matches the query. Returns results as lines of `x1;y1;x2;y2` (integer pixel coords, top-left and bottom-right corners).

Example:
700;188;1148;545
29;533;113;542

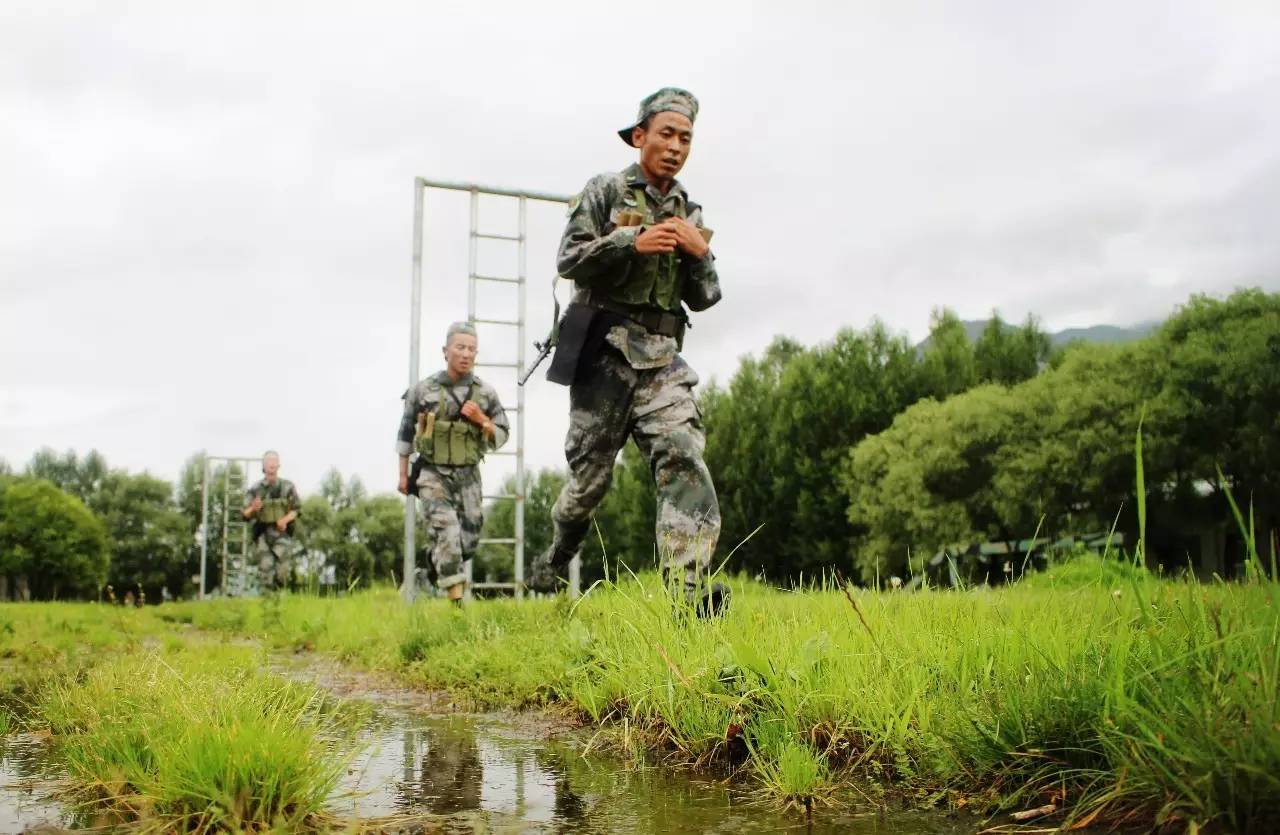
39;644;359;831
0;478;109;599
92;471;190;600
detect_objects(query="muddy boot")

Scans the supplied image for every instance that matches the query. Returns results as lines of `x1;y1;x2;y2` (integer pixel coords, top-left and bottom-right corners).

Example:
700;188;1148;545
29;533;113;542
684;580;731;618
526;546;576;594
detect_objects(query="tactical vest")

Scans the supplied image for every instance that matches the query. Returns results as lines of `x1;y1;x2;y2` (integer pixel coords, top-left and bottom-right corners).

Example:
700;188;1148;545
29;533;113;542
605;186;685;312
257;486;290;524
413;381;485;467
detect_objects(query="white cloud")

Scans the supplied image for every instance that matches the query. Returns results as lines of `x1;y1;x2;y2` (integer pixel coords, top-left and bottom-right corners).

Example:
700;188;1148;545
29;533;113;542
3;0;1279;497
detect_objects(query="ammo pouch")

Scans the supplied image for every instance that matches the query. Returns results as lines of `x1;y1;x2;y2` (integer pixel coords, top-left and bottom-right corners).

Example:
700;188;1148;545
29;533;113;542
258;496;289;524
414;418;483;466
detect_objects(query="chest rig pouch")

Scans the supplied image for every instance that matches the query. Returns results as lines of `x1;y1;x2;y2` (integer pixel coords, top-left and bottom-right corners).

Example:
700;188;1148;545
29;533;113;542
258;492;289;524
611;186;684;311
414;381;484;466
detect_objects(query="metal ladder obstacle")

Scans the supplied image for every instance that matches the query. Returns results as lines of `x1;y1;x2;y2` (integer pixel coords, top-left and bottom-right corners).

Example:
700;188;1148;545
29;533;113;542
199;455;262;598
406;179;581;601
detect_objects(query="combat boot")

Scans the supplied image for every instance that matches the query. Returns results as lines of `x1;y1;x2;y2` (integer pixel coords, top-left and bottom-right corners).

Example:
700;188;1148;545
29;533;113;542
683;580;731;618
526;545;576;594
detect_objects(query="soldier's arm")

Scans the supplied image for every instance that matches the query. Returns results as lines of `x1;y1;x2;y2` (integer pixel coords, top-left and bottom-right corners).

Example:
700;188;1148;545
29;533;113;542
680;204;721;312
482;391;511;451
395;385;421;459
280;483;301;526
556;175;637;287
242;484;262;519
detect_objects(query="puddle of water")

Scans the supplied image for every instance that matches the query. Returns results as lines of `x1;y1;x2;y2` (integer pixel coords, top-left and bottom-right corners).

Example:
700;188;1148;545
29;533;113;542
0;734;72;834
336;713;975;834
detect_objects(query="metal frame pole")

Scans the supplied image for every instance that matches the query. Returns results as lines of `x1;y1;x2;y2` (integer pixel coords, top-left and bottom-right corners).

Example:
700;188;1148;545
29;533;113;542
463;189;480;601
404;178;424;603
199;455;210;600
514;197;527;598
220;465;230;596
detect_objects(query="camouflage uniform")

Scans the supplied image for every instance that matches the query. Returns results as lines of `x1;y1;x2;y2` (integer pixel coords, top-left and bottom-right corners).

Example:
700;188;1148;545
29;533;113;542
397;371;509;590
542;159;722;586
245;477;303;591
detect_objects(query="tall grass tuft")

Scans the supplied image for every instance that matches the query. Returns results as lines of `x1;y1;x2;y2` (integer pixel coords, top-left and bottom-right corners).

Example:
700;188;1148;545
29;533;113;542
39;644;361;832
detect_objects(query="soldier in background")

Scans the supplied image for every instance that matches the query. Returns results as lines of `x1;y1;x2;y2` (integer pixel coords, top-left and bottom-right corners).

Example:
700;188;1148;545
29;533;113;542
243;449;303;592
527;87;728;615
397;322;509;604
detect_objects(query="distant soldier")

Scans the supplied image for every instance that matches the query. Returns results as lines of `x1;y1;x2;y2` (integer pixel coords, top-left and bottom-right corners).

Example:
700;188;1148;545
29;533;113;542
527;87;728;614
243;450;303;592
397;322;510;604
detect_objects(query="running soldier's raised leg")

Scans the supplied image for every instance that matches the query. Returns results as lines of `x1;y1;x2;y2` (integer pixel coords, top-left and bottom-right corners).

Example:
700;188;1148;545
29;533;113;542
530;351;636;590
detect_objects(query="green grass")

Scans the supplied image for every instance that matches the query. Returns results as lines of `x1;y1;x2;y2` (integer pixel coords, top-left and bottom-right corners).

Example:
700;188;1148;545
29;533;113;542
38;643;365;832
0;603;370;831
154;559;1280;832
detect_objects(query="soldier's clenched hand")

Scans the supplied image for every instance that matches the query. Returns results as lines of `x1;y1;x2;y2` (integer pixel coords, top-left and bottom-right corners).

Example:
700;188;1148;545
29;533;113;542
275;517;289;532
245;496;263;516
666;217;709;260
398;474;411;495
460;401;485;425
635;223;679;254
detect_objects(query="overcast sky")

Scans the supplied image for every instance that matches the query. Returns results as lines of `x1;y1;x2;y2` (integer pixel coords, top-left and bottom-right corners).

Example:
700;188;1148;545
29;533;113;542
3;1;1278;499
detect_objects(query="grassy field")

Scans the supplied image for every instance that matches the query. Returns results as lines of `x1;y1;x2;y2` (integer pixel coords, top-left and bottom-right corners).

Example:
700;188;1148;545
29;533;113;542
3;555;1278;832
0;604;366;831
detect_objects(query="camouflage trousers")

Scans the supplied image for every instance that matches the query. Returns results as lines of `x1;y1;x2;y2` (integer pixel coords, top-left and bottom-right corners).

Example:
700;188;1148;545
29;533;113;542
254;530;302;591
415;463;483;591
552;348;720;583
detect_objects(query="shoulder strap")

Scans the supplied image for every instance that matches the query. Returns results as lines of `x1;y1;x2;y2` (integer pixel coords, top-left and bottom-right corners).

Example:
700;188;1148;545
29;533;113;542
632;186;648;220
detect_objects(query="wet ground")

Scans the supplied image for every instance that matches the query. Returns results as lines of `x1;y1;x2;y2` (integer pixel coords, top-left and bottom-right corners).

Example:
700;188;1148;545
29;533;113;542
336;711;977;834
0;731;71;833
298;657;979;834
0;658;983;833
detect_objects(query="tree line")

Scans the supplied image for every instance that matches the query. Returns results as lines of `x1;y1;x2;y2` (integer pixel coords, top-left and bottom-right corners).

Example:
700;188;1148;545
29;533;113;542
5;288;1275;599
481;288;1278;586
0;453;411;601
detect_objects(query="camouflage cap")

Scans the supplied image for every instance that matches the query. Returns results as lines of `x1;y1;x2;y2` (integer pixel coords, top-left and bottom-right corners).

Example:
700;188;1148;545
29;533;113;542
445;321;477;342
617;87;699;146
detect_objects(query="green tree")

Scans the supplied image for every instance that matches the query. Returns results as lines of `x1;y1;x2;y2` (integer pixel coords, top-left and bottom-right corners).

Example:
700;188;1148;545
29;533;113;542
0;478;109;600
918;309;978;398
25;448;108;503
94;471;190;601
974;312;1051;385
843;385;1024;583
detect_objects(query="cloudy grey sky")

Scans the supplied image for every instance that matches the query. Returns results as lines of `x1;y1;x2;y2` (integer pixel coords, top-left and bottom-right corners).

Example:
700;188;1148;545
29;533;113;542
3;1;1278;498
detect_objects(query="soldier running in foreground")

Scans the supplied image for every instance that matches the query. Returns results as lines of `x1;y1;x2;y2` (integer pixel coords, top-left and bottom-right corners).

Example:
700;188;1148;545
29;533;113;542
243;450;303;592
527;87;728;614
397;321;509;604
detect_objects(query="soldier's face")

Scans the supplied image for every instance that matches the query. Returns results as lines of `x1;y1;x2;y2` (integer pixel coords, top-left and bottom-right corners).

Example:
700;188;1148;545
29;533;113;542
444;333;478;377
262;453;279;478
633;111;693;181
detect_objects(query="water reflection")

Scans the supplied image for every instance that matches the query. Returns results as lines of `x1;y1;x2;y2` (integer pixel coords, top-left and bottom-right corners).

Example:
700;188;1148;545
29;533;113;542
338;714;974;834
0;734;70;834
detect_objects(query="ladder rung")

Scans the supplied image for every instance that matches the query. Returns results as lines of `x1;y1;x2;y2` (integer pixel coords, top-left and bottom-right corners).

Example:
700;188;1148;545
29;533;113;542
476;362;519;369
472;317;520;326
471;274;521;284
482;494;519;501
487;450;517;456
472;233;522;242
480;537;517;545
472;582;519;590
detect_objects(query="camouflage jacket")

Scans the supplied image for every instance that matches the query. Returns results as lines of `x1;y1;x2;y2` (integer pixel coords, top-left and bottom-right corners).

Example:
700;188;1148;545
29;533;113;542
245;478;301;537
395;371;510;461
557;163;721;369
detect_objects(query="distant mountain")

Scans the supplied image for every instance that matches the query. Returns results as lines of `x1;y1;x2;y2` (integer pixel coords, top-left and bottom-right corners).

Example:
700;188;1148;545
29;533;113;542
937;320;1159;349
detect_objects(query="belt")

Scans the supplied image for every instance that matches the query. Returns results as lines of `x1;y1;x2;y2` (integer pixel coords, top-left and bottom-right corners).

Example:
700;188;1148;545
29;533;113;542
588;298;687;338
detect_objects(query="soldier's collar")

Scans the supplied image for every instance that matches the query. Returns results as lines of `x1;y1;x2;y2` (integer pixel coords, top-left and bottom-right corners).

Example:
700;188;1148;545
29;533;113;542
434;370;475;386
624;163;686;201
